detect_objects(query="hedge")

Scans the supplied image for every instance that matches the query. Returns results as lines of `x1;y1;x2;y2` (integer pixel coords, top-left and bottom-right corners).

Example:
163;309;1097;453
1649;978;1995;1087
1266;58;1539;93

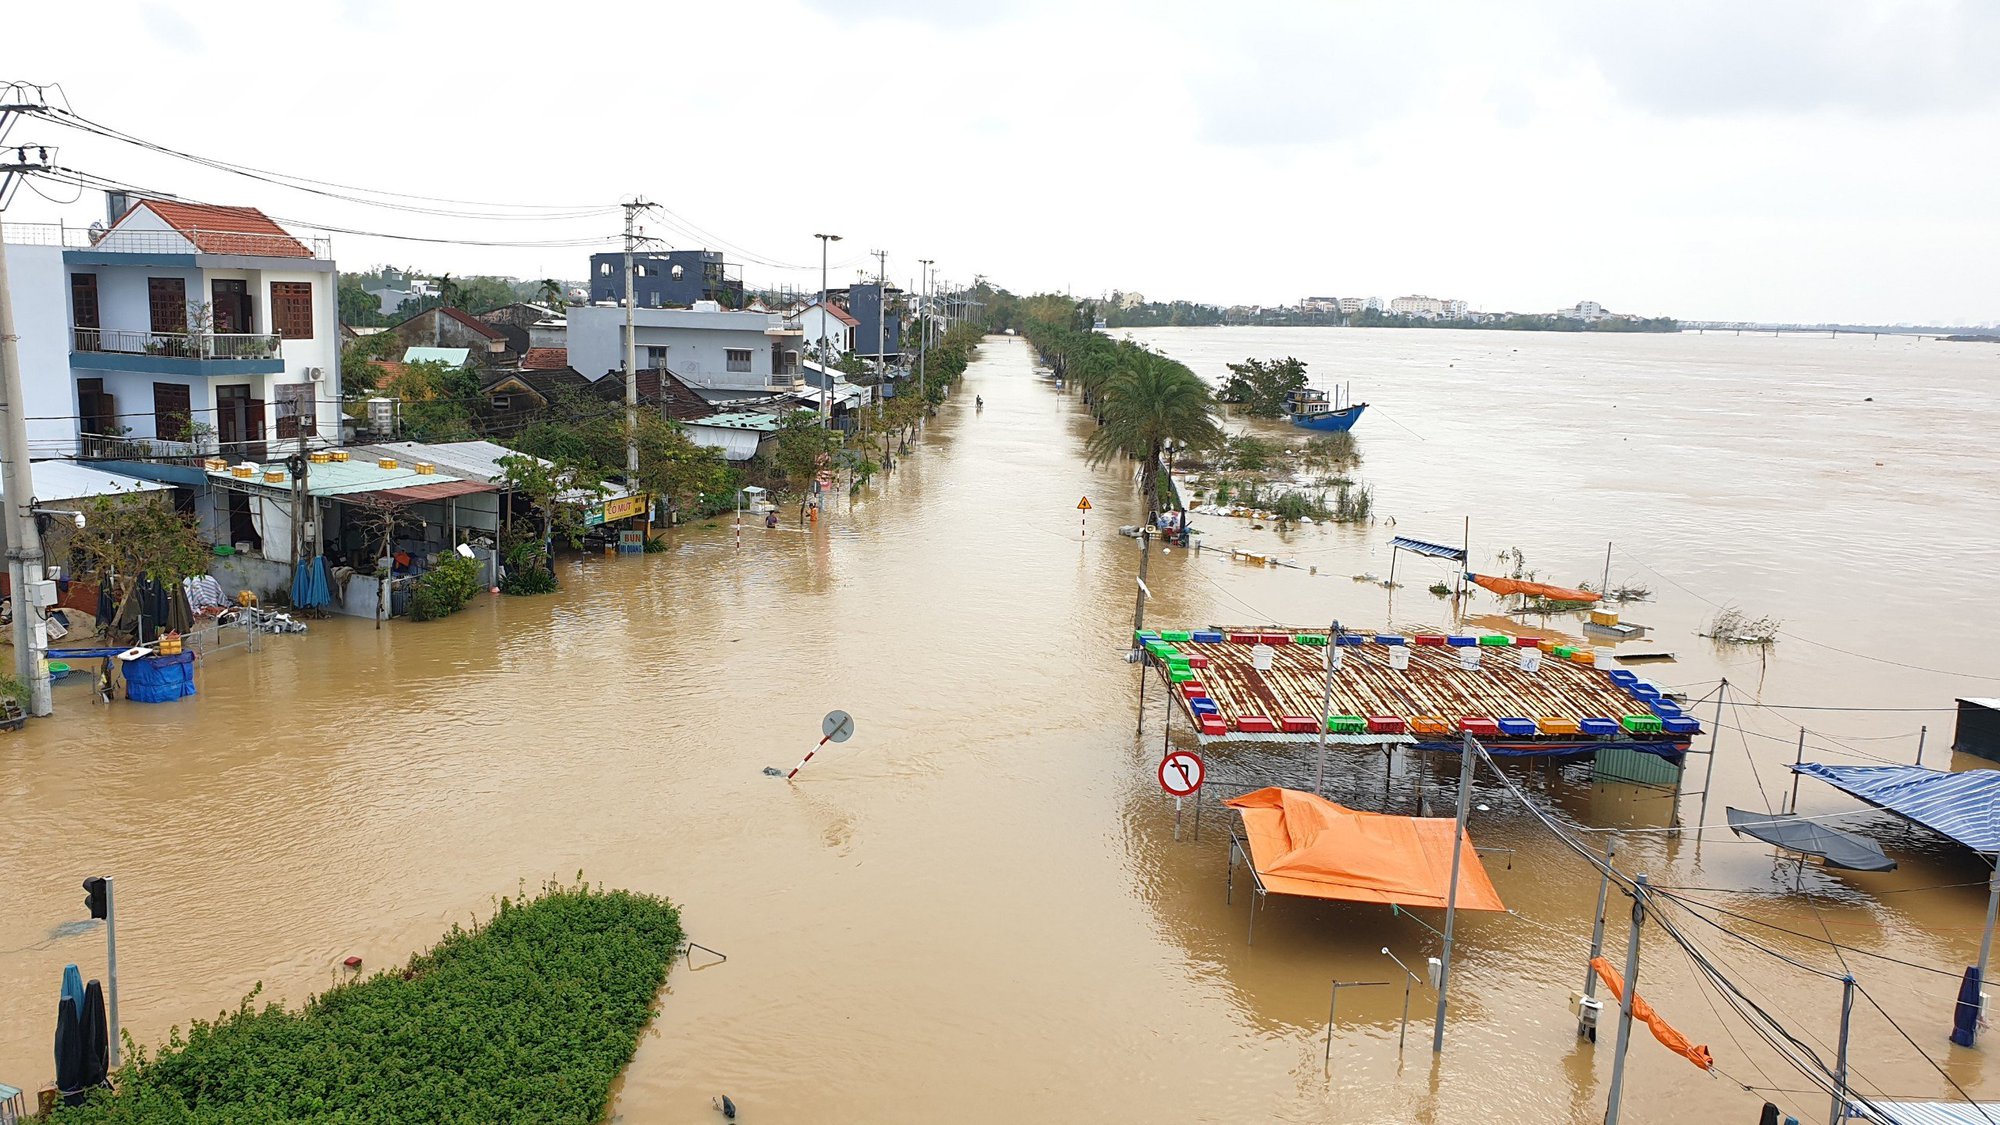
52;881;685;1124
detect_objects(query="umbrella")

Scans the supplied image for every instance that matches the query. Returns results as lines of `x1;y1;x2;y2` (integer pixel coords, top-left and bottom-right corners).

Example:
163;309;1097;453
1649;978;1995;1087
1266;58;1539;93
292;556;331;609
81;980;108;1089
60;964;84;1019
54;997;81;1105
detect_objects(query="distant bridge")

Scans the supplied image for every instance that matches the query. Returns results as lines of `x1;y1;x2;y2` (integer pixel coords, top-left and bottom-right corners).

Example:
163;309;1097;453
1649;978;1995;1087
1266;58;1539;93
1680;322;1961;340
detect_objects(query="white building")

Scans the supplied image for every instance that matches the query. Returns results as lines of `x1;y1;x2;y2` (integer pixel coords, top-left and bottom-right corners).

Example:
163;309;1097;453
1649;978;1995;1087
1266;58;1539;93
3;198;342;461
1337;297;1367;315
1389;294;1448;319
566;301;805;404
793;299;859;359
1442;299;1470;319
1558;300;1607;321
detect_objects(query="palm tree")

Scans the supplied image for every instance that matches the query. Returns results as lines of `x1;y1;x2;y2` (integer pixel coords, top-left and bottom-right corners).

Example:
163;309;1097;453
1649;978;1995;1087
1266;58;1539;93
1086;353;1221;521
537;278;566;309
434;273;463;308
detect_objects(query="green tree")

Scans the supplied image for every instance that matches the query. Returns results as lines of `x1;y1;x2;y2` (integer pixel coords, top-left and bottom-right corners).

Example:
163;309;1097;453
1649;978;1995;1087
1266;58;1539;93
338;276;387;327
1220;357;1310;417
537;278;567;309
339;330;402;395
1084;352;1223;526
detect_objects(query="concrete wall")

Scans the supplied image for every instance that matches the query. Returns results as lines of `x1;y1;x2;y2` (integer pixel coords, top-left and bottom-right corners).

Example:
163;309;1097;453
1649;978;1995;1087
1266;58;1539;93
4;243;81;455
846;283;901;358
568;305;793;391
588;250;740;308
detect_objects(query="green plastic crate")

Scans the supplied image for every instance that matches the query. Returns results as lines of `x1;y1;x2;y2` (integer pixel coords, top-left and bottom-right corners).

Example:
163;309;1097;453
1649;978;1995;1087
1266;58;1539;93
1620;714;1663;734
1294;634;1329;646
1136;630;1159;643
1160;630;1192;643
1478;635;1512;647
1169;668;1195;683
1552;645;1575;658
1327;715;1366;734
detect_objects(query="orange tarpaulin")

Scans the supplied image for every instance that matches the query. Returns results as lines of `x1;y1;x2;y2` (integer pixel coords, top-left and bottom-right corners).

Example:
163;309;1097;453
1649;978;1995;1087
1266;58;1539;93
1589;955;1714;1071
1467;573;1603;603
1223;787;1506;911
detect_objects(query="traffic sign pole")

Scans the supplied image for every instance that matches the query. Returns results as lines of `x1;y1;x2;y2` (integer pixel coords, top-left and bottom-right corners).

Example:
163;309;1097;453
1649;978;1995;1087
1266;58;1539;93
1077;495;1091;539
787;710;856;780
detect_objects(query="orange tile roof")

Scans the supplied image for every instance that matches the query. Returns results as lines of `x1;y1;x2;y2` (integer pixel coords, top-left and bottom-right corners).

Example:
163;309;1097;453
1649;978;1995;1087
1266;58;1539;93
133;200;314;258
521;347;569;370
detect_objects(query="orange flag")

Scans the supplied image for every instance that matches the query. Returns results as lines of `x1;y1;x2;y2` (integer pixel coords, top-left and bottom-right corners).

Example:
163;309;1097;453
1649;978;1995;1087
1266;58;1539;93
1590;956;1714;1071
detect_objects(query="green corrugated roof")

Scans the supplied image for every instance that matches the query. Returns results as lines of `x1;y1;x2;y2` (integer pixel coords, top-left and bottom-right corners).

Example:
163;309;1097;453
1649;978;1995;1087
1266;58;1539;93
206;459;472;498
402;346;471;366
689;412;781;432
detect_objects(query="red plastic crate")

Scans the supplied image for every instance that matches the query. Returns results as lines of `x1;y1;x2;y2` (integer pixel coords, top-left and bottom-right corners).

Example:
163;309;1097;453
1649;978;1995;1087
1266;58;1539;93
1412;634;1448;646
1179;682;1208;698
1183;653;1209;669
1199;716;1228;736
1459;717;1500;737
1260;633;1292;645
1514;637;1543;649
1366;716;1407;734
1279;715;1318;733
1235;716;1278;734
1228;632;1260;644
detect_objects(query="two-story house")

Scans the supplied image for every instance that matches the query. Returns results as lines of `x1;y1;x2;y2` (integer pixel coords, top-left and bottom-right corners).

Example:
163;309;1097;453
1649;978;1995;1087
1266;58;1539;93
566;301;804;406
587;249;743;310
794;299;859;359
63;198;342;462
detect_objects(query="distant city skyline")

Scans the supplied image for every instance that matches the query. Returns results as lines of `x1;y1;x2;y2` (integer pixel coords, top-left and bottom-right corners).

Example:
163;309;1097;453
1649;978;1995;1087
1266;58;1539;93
6;1;1996;325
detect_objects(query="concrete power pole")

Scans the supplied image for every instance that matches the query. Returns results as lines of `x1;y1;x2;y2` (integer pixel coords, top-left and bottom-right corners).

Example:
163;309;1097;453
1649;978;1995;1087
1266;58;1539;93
872;248;887;382
915;260;932;416
813;233;841;429
0;215;53;717
622;199;642;479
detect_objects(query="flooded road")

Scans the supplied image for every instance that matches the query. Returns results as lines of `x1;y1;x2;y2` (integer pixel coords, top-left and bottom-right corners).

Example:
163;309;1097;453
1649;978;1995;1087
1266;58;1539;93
3;332;1999;1122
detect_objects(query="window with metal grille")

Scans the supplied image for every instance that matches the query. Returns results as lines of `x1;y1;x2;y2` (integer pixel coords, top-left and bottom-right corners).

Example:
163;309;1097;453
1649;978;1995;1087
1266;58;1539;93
149;277;186;334
274;383;316;438
153;382;192;442
271;282;314;339
725;348;752;372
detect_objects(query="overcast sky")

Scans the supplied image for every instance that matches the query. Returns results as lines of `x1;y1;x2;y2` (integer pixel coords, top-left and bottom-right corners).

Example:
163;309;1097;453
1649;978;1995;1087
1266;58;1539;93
9;0;1996;323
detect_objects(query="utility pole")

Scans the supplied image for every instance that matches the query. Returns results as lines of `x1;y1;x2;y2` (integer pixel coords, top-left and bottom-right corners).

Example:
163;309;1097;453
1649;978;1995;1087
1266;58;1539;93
0;209;53;716
1831;974;1856;1125
916;259;932;416
1314;619;1338;795
1580;836;1617;1039
1603;874;1648;1125
871;248;887;383
622;199;644;480
1432;730;1479;1053
1695;679;1727;832
1131;527;1151;645
814;233;841;428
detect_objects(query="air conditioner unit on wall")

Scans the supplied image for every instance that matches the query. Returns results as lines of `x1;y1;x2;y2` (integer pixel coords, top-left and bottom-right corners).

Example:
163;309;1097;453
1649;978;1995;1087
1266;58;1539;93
305;366;325;382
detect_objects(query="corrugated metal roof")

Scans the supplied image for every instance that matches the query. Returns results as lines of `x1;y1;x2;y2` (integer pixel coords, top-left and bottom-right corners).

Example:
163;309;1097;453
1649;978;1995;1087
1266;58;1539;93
1792;764;2000;853
689;412;781;432
349;442;632;505
7;461;166;502
402;346;471;366
1392;535;1466;561
1156;631;1669;744
205;460;492;500
1865;1101;2000;1125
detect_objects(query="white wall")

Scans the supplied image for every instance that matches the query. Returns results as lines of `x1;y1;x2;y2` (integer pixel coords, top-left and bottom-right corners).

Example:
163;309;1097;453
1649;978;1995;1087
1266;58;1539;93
796;305;852;357
90;205;198;255
3;243;81;456
568;305;794;389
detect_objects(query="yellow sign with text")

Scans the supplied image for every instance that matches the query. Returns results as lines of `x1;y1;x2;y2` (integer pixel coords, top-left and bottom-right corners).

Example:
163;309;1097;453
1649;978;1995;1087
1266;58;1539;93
589;493;650;525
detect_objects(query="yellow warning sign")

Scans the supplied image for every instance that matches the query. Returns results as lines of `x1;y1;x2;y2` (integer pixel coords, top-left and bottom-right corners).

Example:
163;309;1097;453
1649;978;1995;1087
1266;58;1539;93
1077;496;1092;511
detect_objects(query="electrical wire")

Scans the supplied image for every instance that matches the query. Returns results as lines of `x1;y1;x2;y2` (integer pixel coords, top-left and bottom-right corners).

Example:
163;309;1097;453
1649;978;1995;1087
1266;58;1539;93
1652;889;1960;978
1854;982;1999;1124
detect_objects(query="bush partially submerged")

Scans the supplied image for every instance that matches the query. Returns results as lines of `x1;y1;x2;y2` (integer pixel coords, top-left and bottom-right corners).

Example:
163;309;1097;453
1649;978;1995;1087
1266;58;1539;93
53;881;684;1124
1707;606;1781;645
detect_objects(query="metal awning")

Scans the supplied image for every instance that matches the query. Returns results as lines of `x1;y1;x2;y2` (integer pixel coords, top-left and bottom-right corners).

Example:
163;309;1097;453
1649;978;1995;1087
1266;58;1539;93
1390;535;1466;561
1864;1101;2000;1124
371;479;496;505
1725;807;1896;871
1792;763;2000;853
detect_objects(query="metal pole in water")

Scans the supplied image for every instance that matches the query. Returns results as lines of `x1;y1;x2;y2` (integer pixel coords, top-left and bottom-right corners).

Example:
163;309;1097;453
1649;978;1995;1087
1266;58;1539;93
1788;728;1807;813
1315;618;1337;795
1695;679;1728;834
1916;724;1927;768
1974;867;1999;1047
1831;975;1855;1125
1603;874;1648;1125
105;877;121;1068
1601;541;1612;597
1432;731;1478;1054
1580;836;1617;1039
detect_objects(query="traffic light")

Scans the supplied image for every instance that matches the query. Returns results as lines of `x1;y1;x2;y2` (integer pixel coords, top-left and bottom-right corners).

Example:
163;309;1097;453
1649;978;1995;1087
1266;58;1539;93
83;876;107;920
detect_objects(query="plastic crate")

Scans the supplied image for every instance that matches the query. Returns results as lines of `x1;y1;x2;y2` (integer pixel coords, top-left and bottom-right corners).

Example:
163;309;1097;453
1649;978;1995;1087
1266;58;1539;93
1620;714;1663;734
1569;649;1597;665
1294;634;1329;646
1413;634;1449;647
1228;632;1261;644
1367;716;1407;734
1409;715;1452;735
1607;669;1639;687
1183;653;1209;669
1179;682;1208;698
1552;645;1576;658
1375;634;1407;646
1664;717;1703;735
1459;717;1500;737
1190;699;1220;715
1199;717;1229;736
1334;634;1365;647
1580;717;1620;736
1537;717;1581;735
1260;633;1292;645
1328;715;1367;735
1235;716;1278;734
1136;630;1160;644
1191;630;1225;644
1514;637;1544;649
1160;630;1192;643
1478;635;1513;647
1627;684;1661;700
1280;715;1320;733
1497;718;1538;737
1648;699;1684;718
1447;635;1479;648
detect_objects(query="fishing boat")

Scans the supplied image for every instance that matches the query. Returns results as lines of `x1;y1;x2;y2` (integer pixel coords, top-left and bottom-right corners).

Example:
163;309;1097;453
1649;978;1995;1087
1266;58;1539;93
1284;386;1367;433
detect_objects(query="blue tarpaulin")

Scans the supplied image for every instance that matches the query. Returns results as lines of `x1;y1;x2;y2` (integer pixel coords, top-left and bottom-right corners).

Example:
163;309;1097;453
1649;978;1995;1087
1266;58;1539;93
1792;762;2000;853
123;652;195;704
1390;536;1466;562
292;556;331;609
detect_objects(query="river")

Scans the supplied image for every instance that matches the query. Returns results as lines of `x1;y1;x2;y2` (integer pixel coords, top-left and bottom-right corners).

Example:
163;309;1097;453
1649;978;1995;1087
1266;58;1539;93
2;330;1997;1122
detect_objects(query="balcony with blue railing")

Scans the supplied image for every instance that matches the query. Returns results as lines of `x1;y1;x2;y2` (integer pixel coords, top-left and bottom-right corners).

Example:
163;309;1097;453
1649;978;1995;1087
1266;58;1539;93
71;326;287;376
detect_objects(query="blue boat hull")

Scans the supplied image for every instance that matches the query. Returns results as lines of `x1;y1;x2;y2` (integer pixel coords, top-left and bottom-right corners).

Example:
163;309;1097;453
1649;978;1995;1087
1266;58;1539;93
1288;403;1366;432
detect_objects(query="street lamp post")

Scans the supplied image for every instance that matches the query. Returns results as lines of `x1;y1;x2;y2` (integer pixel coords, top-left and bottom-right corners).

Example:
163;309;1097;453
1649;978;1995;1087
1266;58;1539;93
814;233;841;429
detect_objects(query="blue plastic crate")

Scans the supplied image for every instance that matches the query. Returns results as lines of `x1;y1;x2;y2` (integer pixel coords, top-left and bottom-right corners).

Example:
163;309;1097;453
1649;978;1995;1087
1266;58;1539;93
1497;718;1538;737
1580;717;1620;736
1649;699;1685;718
1664;717;1702;735
1375;634;1407;646
1446;635;1478;647
1607;669;1639;687
1627;684;1661;701
1191;630;1225;644
1190;699;1220;715
1334;634;1365;647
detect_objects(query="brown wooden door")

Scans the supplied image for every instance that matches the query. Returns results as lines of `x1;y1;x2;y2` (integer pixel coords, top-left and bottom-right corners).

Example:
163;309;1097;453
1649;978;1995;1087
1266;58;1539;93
211;279;251;334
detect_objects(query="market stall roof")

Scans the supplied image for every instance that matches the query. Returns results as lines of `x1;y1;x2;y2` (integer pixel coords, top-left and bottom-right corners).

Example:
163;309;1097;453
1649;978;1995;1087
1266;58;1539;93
1224;787;1505;911
2;461;165;502
1791;763;2000;853
687;412;781;432
1724;807;1897;871
1391;535;1466;561
1863;1101;2000;1125
205;460;497;501
350;441;634;504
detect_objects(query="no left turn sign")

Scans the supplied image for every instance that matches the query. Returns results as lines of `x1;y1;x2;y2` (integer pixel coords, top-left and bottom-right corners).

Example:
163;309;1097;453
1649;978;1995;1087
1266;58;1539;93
1158;751;1205;797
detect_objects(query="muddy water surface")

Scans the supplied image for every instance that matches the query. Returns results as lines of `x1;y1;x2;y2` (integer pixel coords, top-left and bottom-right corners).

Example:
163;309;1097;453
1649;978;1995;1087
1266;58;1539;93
3;332;1998;1123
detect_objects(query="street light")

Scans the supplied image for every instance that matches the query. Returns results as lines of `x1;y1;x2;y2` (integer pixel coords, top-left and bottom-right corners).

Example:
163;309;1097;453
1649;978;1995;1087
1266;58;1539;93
813;233;841;429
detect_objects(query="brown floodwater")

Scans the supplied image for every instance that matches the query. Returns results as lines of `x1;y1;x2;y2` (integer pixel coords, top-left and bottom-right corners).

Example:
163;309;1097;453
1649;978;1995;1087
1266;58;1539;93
3;331;1998;1123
